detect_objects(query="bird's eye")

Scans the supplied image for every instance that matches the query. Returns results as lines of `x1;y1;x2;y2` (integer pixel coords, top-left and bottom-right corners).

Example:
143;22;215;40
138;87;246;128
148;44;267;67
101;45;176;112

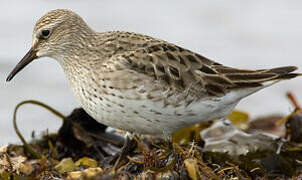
41;29;50;37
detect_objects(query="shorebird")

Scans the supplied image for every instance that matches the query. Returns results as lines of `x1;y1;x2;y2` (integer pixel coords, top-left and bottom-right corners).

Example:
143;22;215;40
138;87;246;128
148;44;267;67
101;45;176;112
6;9;301;137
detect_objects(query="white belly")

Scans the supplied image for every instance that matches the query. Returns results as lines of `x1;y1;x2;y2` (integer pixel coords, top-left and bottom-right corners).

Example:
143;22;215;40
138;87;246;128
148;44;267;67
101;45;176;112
72;83;244;135
65;67;261;135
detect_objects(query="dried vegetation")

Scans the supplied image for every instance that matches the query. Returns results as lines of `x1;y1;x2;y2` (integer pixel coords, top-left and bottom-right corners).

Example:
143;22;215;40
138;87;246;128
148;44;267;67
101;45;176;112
1;92;302;179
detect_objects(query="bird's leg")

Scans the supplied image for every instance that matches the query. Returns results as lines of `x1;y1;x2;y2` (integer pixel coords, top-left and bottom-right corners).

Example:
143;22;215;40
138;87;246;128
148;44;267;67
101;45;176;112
163;130;173;143
162;130;174;151
112;132;137;171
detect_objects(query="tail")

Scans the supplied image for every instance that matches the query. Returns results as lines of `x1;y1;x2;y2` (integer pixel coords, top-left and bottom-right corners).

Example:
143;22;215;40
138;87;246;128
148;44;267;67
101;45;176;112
267;66;300;80
199;65;300;99
258;66;301;87
214;65;301;89
218;65;301;100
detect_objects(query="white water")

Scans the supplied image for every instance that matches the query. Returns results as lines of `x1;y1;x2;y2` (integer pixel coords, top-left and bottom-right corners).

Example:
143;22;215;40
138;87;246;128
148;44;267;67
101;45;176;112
1;0;302;145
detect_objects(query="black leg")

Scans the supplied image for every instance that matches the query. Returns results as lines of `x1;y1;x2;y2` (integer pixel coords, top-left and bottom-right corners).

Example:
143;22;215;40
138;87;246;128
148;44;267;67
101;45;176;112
112;133;136;171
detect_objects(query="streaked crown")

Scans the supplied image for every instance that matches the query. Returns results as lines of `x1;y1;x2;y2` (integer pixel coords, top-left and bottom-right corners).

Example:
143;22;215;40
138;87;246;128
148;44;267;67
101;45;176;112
32;9;94;59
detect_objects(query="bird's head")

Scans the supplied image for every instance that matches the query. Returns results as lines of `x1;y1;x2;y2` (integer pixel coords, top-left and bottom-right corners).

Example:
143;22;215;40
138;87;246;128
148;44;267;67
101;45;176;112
6;9;93;82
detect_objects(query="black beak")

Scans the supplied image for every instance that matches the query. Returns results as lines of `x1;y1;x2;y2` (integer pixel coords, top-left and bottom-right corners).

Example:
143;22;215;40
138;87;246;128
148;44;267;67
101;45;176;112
6;47;37;82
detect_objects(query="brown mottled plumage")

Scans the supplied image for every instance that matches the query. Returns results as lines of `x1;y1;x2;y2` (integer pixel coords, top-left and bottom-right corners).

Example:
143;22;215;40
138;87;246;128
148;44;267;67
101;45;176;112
7;9;301;136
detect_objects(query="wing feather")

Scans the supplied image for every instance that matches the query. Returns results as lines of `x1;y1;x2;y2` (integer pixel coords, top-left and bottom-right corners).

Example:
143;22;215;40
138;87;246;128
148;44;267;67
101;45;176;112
111;42;299;98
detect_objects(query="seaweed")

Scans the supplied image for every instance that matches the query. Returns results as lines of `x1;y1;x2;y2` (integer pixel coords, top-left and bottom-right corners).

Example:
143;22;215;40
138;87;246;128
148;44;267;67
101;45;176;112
2;93;302;179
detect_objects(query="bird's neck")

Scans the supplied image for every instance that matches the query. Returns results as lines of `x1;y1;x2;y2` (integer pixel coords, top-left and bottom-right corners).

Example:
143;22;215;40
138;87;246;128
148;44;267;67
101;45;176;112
56;31;126;87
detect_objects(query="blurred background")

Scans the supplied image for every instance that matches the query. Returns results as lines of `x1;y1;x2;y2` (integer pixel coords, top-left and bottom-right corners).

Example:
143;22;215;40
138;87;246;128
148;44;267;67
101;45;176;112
1;0;302;145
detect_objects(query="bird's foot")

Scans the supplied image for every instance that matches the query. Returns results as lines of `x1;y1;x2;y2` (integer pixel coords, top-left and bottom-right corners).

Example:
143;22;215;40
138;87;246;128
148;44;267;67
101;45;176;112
112;132;137;171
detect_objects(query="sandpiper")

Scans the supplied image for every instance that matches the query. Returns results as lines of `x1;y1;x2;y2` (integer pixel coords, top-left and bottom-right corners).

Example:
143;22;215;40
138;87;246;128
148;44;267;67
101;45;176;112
6;9;301;136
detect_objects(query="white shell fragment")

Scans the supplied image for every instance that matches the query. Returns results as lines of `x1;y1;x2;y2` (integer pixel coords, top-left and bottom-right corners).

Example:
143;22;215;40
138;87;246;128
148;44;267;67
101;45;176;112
200;120;279;156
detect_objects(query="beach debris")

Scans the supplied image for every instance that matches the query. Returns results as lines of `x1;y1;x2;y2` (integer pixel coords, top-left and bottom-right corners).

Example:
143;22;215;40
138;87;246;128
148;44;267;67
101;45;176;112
2;93;302;179
55;158;76;174
200;120;278;156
